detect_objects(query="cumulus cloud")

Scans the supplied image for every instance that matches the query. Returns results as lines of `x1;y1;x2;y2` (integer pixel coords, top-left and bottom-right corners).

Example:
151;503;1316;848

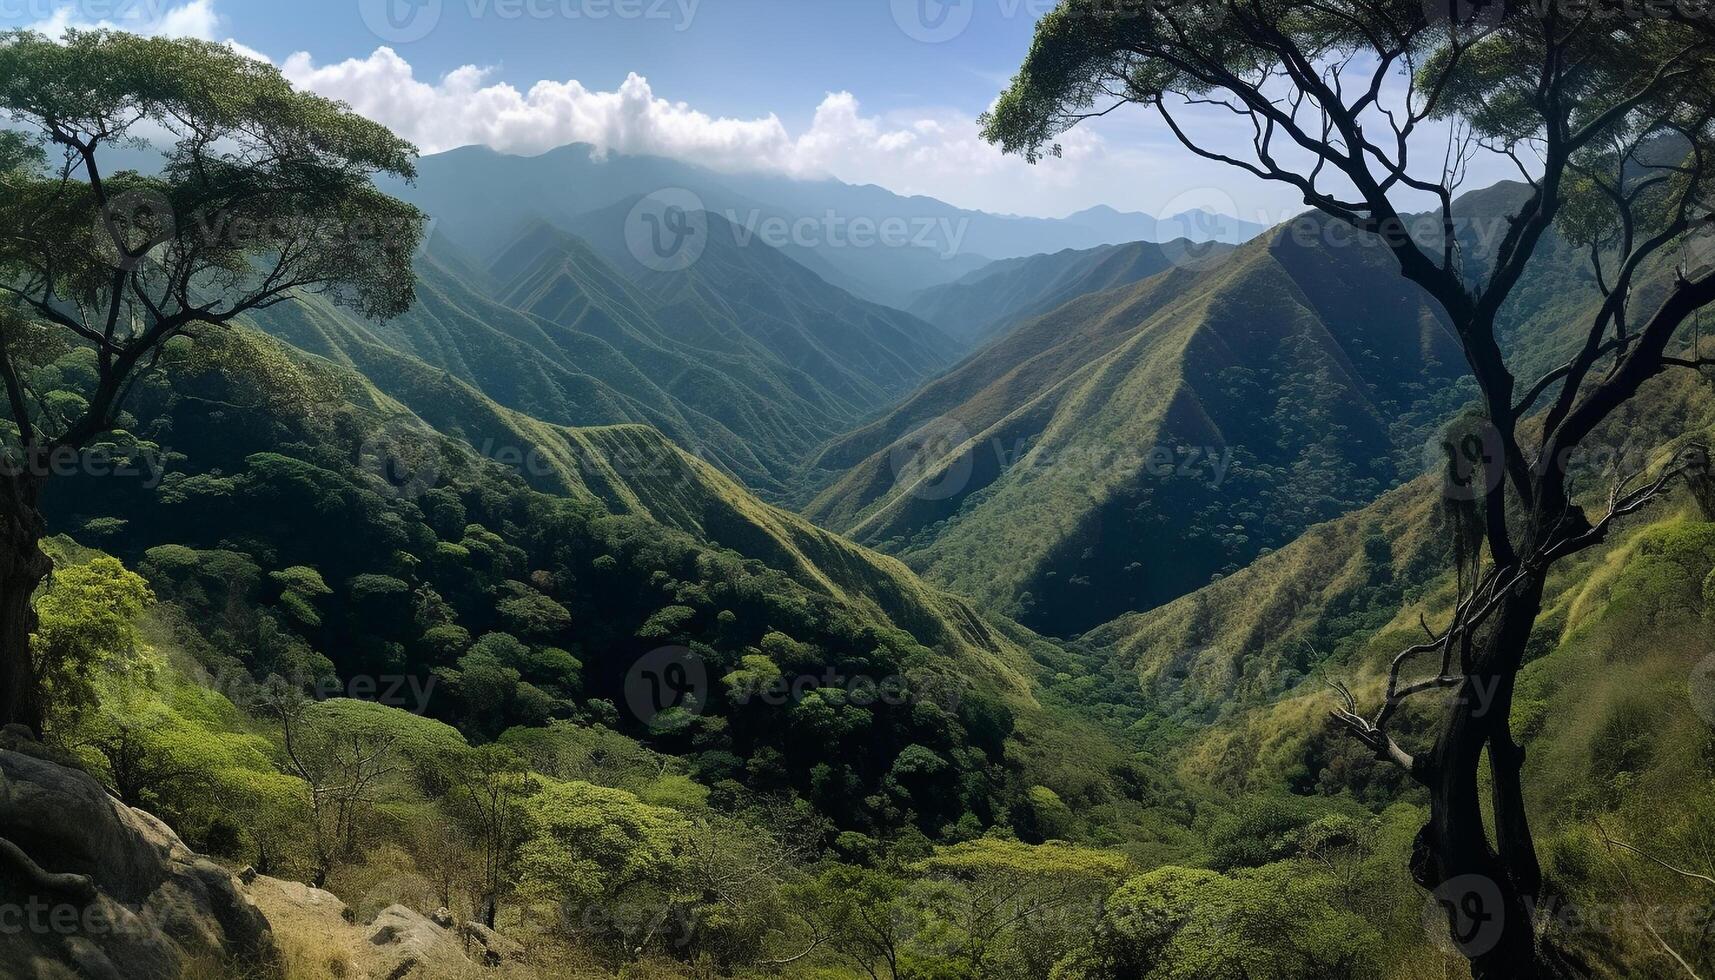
14;0;1258;216
274;45;1151;215
23;0;220;36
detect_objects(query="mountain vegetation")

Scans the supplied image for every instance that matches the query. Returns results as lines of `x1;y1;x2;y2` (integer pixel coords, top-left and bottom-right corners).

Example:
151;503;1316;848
241;210;961;501
805;213;1469;636
905;239;1200;347
8;10;1715;980
984;1;1715;974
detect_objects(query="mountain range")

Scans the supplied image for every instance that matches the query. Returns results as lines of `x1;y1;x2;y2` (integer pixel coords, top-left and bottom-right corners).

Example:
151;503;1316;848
258;151;1538;640
801;211;1468;636
382;144;1266;309
242;203;962;501
29;134;1715;980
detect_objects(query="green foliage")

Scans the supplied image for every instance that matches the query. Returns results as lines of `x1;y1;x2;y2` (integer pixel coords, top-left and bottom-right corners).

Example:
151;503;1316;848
517;777;687;909
0;28;424;454
33;551;153;732
1057;862;1382;980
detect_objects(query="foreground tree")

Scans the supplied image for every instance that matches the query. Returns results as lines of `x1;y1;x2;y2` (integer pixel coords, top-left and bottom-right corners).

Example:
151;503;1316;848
0;29;423;733
985;3;1715;975
415;743;537;929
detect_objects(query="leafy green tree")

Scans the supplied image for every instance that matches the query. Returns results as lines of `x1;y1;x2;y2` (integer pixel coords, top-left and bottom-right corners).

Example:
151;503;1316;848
258;687;460;887
914;838;1128;976
32;554;152;733
496;580;573;638
1055;864;1381;980
516;778;688;953
985;6;1715;975
790;865;919;980
415;743;537;929
436;633;558;739
271;565;332;628
0;29;422;733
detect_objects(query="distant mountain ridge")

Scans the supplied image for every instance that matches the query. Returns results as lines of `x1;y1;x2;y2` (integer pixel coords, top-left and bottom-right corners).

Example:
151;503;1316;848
1061;205;1269;247
384;144;1265;309
906;240;1232;347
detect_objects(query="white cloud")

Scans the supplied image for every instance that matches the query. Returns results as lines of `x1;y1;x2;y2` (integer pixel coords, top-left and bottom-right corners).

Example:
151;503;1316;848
13;0;1298;218
273;45;1186;217
26;0;217;37
23;0;269;59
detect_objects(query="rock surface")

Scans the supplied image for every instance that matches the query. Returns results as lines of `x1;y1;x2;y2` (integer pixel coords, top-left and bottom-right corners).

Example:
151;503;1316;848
461;919;526;966
0;743;277;980
367;904;471;978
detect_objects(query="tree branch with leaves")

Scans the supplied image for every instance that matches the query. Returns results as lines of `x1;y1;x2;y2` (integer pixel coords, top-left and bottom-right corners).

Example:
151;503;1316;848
0;29;424;734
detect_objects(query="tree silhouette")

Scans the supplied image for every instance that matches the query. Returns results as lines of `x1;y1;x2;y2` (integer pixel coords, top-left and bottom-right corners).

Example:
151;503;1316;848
984;3;1715;975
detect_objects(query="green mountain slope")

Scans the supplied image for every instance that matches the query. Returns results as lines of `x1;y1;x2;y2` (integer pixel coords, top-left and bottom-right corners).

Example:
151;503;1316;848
548;201;964;407
906;240;1222;347
41;323;1161;839
243;219;960;501
802;213;1468;636
1084;370;1715;976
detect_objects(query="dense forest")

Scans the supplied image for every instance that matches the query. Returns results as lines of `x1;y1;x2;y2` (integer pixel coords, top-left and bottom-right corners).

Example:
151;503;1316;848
3;4;1715;980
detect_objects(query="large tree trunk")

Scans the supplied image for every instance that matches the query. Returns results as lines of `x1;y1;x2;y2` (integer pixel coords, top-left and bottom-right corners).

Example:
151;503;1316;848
1420;577;1553;979
0;473;50;735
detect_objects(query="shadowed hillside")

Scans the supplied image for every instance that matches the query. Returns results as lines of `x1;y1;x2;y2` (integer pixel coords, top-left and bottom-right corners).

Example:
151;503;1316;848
804;213;1469;636
906;239;1220;347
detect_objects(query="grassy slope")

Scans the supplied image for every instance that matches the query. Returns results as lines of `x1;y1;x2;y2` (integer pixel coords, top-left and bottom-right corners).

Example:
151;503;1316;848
904;240;1202;347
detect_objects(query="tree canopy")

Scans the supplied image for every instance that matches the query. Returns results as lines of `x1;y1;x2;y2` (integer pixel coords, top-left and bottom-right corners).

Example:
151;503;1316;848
0;28;424;456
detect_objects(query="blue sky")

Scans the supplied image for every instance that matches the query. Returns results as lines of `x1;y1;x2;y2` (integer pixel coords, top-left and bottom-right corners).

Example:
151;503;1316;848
223;0;1042;129
4;0;1519;220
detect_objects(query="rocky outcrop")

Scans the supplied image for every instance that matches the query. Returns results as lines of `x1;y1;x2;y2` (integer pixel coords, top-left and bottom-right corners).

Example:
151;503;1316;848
0;739;277;979
367;904;470;978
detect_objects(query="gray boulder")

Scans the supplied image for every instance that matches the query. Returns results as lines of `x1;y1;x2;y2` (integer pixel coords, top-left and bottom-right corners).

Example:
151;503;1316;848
0;746;277;979
366;903;470;978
